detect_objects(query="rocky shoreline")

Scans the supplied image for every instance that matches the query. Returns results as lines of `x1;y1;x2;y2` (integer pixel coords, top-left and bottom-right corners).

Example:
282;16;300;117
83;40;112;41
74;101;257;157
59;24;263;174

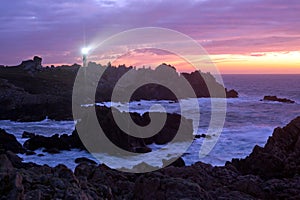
0;57;238;122
1;57;299;199
1;116;300;199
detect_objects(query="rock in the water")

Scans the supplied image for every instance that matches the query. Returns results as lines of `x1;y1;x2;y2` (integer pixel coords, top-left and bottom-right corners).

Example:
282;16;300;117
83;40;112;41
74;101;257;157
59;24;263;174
77;106;193;153
25;151;36;156
22;131;35;139
43;148;60;154
75;157;97;165
263;95;295;103
195;133;207;139
23;131;85;153
134;146;152;153
226;89;239;98
23;134;69;152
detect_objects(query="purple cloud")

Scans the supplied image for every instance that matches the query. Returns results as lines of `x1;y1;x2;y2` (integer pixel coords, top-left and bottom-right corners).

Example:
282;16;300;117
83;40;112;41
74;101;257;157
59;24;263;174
0;0;299;66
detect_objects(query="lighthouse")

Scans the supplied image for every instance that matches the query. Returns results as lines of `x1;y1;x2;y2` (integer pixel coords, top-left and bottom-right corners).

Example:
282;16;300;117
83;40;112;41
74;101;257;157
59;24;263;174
81;47;90;67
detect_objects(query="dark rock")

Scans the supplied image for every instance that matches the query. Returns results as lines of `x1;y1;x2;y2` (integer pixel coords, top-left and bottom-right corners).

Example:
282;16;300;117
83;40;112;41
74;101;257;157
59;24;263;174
53;164;77;183
231;175;264;198
25;151;36;156
0;154;14;171
74;163;94;177
22;131;35;139
49;177;66;190
62;130;86;150
43;148;60;154
195;133;207;139
134;173;213;200
23;131;86;153
16;106;189;157
214;191;256;200
263;95;295;103
118;162;160;173
163;157;186;168
76;106;193;153
75;157;97;165
23;134;69;151
24;190;42;200
20;56;42;72
140;112;193;145
5;172;24;199
230;116;300;179
1;114;300;200
0;129;25;153
134;146;152;153
226;89;239;98
0;73;73;121
5;151;23;168
0;60;237;122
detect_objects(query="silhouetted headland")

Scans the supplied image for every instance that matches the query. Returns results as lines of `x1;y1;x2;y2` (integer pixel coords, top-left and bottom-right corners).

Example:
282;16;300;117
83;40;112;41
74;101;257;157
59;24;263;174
0;56;238;122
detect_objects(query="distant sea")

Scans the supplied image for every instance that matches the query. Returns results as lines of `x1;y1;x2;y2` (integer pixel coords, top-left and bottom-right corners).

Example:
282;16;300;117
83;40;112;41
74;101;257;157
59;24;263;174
1;74;299;169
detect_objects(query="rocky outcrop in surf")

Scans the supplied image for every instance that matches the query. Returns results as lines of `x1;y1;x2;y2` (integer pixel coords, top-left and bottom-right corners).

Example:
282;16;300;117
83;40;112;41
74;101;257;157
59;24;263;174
22;106;193;154
262;95;295;104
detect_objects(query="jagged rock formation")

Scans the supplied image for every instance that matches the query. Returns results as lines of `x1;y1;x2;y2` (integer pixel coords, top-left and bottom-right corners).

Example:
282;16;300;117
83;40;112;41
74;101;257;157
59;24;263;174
0;117;300;200
0;129;25;154
1;116;300;199
230;116;300;179
22;106;193;154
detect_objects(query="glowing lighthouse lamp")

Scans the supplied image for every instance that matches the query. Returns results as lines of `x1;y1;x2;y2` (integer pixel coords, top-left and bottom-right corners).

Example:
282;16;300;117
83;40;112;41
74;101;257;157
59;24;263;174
81;47;90;67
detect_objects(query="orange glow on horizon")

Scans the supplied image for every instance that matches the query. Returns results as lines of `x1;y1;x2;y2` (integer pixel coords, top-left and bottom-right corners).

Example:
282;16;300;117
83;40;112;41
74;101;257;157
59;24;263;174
212;51;300;74
110;50;300;74
44;51;300;74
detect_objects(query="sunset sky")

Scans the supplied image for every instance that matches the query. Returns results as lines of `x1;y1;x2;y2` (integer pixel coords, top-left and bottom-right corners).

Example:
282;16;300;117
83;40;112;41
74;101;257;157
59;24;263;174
1;0;299;74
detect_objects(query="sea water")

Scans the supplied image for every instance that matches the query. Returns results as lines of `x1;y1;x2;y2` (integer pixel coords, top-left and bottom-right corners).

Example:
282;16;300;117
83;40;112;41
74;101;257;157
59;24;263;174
1;74;299;169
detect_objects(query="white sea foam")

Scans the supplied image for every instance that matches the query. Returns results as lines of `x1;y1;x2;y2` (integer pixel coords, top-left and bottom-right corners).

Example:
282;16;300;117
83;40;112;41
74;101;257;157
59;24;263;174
2;75;300;169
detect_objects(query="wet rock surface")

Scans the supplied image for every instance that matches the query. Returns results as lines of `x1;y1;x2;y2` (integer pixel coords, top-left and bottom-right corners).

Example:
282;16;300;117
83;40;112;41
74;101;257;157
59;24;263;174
21;106;193;154
1;116;300;199
230;116;300;179
0;129;25;154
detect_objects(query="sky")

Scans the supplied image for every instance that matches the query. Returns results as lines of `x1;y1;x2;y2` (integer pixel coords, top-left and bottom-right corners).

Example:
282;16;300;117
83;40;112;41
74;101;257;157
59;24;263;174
0;0;299;74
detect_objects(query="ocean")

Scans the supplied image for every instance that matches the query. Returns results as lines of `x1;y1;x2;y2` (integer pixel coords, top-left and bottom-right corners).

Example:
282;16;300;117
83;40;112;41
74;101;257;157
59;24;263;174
1;74;299;170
